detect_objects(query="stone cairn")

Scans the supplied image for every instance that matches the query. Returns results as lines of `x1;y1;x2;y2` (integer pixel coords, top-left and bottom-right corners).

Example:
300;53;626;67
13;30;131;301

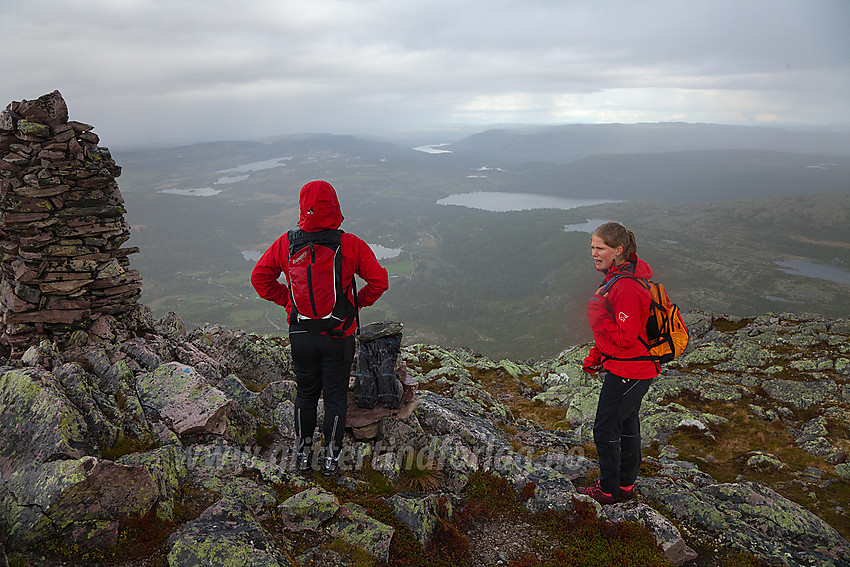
0;90;141;355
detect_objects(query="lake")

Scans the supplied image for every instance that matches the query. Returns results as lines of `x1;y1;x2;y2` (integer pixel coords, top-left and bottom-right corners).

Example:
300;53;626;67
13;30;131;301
217;157;293;173
159;188;222;197
437;192;619;212
564;219;619;233
775;259;850;286
413;144;453;154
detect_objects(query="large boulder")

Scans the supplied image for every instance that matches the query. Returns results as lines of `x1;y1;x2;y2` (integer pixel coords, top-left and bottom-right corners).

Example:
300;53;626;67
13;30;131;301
277;486;341;532
118;444;187;521
0;367;91;476
136;362;254;442
0;456;158;550
643;477;850;566
166;498;289;567
327;502;395;562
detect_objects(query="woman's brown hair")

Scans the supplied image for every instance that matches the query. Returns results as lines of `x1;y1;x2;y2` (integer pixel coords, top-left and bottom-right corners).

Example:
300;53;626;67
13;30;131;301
593;222;637;259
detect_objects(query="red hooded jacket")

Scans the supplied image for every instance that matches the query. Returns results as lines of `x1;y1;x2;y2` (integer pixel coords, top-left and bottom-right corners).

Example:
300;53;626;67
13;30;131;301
585;253;660;379
250;180;389;337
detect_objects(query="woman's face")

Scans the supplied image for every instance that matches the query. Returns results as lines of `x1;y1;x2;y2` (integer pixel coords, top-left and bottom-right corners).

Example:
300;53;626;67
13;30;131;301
590;234;623;272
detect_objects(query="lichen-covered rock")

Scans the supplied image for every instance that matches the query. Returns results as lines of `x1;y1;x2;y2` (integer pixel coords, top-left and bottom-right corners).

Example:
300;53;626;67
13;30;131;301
531;374;599;408
222;373;263;415
172;341;225;384
415;390;509;450
640;400;728;446
387;492;453;545
521;466;578;514
166;498;289;567
257;379;297;408
532;451;597;481
278;486;341;532
20;340;61;369
118;445;187;521
327;502;395;562
271;399;297;439
741;451;788;474
184;442;306;492
648;373;744;404
761;378;840;411
794;416;837;456
155;311;186;338
644;478;850;566
136;362;238;437
679;343;734;365
51;361;122;449
0;456;158;549
0;367;91;476
418;434;479;493
186;325;293;386
220;477;278;515
372;451;404;484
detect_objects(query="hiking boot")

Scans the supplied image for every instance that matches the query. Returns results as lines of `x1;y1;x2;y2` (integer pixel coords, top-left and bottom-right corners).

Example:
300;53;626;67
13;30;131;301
297;452;311;472
322;456;339;476
619;484;636;501
578;479;616;505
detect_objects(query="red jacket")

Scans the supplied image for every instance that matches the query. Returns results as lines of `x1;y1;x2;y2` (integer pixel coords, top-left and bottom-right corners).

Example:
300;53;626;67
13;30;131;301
585;253;659;379
250;180;389;336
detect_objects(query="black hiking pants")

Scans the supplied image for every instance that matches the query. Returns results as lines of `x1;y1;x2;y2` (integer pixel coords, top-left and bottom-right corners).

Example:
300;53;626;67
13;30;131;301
592;372;653;496
290;327;355;459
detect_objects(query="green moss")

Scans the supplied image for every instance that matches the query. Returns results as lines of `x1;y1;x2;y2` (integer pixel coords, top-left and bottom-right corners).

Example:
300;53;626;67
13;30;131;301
326;537;378;567
99;433;158;461
713;317;753;334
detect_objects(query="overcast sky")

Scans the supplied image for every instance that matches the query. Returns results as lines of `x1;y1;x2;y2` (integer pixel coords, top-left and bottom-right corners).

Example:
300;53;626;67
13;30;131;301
2;0;849;147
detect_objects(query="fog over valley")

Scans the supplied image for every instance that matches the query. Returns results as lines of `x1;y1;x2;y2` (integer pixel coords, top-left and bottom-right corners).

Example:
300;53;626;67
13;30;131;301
116;123;850;359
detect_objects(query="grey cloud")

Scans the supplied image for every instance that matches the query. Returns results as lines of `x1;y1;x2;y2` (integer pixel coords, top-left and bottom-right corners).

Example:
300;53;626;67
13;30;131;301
2;0;847;146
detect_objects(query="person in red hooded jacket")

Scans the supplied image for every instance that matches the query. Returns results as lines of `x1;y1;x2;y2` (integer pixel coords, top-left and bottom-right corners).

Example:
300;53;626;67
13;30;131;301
251;180;388;475
578;222;659;504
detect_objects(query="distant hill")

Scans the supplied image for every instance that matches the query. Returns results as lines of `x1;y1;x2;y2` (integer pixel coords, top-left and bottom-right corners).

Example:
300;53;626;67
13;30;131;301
448;122;850;165
497;149;850;202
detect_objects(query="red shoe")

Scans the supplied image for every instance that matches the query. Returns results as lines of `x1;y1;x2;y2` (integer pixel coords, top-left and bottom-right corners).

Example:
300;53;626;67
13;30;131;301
578;479;616;505
619;484;636;501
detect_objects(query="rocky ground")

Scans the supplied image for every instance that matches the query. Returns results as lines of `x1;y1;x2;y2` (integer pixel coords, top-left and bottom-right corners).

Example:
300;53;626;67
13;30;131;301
0;308;849;566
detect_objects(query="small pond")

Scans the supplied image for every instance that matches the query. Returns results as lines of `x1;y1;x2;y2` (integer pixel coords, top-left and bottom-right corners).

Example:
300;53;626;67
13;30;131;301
437;192;618;212
159;188;222;197
775;259;850;286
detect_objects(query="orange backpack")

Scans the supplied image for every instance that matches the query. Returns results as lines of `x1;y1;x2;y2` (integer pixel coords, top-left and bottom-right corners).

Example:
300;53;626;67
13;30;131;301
600;275;689;363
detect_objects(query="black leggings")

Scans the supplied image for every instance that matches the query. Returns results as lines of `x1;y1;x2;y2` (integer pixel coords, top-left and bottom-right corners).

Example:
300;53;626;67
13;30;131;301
290;329;355;458
592;372;653;495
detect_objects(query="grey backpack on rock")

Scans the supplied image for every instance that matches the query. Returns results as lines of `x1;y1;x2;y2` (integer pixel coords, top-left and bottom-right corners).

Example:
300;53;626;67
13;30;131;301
354;321;403;409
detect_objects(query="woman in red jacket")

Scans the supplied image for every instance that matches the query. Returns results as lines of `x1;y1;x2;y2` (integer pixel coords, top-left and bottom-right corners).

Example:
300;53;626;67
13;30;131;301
579;222;659;504
251;180;389;475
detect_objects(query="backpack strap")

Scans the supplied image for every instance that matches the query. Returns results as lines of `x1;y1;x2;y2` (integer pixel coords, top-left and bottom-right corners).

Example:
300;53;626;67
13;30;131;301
597;275;654;363
287;228;343;255
599;274;649;295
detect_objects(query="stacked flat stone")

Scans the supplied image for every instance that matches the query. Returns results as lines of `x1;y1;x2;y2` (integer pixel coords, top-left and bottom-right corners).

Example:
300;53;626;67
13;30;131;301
0;90;141;353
